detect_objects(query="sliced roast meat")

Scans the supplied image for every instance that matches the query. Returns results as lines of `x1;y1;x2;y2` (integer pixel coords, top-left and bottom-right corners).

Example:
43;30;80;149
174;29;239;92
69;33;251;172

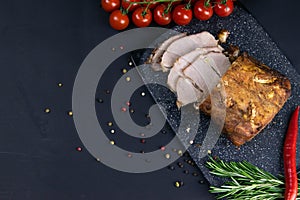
167;47;223;92
201;52;231;76
167;50;200;92
160;31;219;70
148;33;187;71
182;52;230;104
175;77;203;108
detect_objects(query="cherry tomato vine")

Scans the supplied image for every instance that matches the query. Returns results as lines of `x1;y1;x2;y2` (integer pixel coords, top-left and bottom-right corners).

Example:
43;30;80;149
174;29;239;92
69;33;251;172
101;0;235;30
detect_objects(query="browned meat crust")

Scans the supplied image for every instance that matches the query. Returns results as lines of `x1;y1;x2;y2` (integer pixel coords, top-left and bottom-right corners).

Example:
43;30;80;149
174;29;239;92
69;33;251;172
199;53;291;146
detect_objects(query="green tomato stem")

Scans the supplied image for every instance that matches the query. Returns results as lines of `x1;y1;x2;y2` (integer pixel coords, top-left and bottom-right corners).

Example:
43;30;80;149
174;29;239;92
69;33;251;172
165;2;172;14
185;1;191;9
142;5;150;16
220;0;227;5
125;2;133;13
120;6;128;15
204;0;211;8
165;0;180;13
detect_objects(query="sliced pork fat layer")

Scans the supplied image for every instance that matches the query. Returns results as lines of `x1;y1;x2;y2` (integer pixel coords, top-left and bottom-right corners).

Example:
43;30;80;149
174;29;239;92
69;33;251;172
160;31;219;70
167;47;223;92
149;33;186;71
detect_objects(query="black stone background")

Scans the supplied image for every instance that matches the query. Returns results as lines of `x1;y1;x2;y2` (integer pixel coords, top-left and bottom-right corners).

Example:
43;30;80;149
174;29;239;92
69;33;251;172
0;0;299;200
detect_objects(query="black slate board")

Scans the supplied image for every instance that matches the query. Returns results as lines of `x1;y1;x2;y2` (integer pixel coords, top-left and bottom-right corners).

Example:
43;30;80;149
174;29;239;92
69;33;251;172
133;3;300;187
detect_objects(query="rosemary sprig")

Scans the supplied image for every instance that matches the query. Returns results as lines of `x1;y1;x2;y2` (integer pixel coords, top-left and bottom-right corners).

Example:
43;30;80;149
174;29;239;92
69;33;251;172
206;157;300;200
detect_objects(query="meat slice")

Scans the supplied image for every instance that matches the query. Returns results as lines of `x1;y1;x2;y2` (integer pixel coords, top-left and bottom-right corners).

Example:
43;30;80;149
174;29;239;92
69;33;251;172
176;77;203;108
182;57;219;104
161;31;219;70
148;33;187;71
202;51;231;76
179;52;230;105
167;47;223;92
199;53;291;146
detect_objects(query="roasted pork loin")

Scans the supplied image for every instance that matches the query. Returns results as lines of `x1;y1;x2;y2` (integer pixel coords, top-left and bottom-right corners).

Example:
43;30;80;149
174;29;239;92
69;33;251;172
199;53;291;146
149;31;291;146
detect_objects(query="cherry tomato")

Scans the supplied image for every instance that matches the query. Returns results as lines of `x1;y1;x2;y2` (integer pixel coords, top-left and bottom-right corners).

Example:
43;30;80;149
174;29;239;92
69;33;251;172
193;0;213;20
122;0;140;12
109;10;129;30
143;0;158;9
101;0;121;12
172;4;192;25
132;7;152;27
213;0;234;17
153;4;172;26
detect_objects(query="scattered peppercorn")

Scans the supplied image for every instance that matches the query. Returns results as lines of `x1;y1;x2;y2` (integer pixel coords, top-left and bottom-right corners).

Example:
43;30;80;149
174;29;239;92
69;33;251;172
174;181;180;188
44;108;51;113
174;181;184;188
126;77;131;82
140;139;146;144
165;153;170;159
107;122;113;126
76;147;82;152
68;111;73;116
192;172;199;177
110;129;115;134
122;68;127;74
110;140;115;145
97;98;103;103
177;150;183;156
57;83;63;87
177;162;184;168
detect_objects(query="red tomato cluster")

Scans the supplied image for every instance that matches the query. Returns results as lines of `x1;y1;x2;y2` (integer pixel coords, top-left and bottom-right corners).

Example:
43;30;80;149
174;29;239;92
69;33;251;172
101;0;235;30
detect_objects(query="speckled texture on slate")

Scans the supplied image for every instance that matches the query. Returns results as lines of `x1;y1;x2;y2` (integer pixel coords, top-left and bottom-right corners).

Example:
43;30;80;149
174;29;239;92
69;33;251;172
134;4;300;187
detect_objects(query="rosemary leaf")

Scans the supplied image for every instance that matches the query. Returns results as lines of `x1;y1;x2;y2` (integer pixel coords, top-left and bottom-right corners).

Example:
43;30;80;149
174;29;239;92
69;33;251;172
206;157;289;199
